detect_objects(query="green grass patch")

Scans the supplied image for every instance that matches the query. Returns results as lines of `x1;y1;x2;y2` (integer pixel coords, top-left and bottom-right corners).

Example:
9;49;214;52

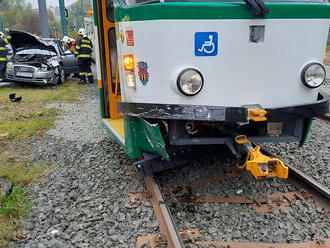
0;160;48;247
327;44;330;51
0;80;85;141
0;79;85;246
0;159;49;186
0;80;86;104
0;186;30;220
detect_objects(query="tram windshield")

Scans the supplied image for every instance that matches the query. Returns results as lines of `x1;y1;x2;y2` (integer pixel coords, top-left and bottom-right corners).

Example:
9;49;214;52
122;0;326;7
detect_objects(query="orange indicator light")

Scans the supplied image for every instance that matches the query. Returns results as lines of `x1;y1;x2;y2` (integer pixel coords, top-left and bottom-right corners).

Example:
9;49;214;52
324;50;327;64
123;55;134;71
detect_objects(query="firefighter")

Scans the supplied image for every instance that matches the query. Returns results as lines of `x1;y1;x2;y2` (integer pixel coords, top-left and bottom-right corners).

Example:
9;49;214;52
63;36;77;52
74;28;93;84
0;31;10;83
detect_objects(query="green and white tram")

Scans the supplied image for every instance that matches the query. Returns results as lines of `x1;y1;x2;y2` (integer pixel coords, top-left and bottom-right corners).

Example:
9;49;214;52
91;0;329;179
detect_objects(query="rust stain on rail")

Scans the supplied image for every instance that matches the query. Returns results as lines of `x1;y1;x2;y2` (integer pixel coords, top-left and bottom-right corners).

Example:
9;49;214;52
143;176;184;248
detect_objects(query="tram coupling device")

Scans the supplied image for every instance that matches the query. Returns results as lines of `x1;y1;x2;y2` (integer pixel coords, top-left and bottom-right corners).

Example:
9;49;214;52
235;135;289;179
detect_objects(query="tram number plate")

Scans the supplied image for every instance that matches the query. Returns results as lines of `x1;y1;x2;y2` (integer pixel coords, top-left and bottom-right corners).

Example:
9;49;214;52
15;72;33;78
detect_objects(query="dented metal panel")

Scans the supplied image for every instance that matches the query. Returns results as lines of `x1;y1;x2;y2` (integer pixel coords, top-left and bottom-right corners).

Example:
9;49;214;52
118;102;247;122
124;116;169;160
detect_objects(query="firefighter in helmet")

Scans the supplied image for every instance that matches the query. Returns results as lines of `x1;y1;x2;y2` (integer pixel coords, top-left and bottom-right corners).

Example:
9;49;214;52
63;36;77;52
74;28;93;84
0;29;11;83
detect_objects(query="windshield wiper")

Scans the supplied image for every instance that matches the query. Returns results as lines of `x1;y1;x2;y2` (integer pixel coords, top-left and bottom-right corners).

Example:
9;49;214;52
243;0;269;17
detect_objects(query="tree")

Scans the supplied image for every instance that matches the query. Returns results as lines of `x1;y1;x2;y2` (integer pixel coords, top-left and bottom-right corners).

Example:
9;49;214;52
67;0;92;33
0;0;62;38
17;10;41;35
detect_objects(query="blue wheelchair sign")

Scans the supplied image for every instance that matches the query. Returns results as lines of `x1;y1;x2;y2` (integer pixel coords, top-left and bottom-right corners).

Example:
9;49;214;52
195;32;218;56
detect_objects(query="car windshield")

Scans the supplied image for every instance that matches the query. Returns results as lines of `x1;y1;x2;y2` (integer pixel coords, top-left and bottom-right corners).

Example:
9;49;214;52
123;0;325;6
16;49;56;56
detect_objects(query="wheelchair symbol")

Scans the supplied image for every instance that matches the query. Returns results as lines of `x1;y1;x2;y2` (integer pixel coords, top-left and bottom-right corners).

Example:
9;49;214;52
195;32;218;56
198;35;215;54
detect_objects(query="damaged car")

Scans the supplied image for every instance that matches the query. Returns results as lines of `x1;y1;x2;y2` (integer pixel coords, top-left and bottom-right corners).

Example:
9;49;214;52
6;30;73;85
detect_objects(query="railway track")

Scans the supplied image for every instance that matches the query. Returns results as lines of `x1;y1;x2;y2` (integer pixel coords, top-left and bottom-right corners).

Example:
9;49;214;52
134;150;330;248
317;114;330;123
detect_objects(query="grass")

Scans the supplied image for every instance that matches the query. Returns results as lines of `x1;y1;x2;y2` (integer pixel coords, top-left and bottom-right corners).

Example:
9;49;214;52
0;81;86;141
327;44;330;51
0;80;85;246
0;159;48;247
0;186;29;246
0;158;50;186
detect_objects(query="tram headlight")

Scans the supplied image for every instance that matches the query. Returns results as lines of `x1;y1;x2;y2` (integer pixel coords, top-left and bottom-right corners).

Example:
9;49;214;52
301;63;326;88
177;69;204;96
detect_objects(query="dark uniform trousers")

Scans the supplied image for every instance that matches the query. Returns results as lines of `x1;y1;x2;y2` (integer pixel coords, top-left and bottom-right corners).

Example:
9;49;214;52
0;61;6;82
74;36;94;84
78;58;93;84
0;37;9;82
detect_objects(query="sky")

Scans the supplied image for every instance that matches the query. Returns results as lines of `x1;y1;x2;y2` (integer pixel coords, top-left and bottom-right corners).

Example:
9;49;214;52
26;0;78;8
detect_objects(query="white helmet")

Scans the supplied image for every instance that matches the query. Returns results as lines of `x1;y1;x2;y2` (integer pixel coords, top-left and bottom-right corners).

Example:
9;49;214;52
0;32;5;40
78;28;86;37
62;36;70;44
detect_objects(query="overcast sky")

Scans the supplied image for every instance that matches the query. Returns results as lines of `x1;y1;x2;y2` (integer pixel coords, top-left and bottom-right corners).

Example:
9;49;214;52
26;0;78;8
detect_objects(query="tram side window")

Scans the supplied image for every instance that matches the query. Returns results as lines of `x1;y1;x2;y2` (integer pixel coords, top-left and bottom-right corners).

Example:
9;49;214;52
106;0;114;22
108;28;120;95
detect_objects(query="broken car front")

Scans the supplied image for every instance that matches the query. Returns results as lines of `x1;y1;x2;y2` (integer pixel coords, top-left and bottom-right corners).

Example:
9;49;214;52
6;30;63;85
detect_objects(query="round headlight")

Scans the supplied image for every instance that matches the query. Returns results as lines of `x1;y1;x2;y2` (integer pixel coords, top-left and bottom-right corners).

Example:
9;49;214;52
177;69;204;96
301;63;326;88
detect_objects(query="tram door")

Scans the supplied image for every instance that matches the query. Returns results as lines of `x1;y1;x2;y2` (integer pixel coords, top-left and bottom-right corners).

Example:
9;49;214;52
96;0;122;120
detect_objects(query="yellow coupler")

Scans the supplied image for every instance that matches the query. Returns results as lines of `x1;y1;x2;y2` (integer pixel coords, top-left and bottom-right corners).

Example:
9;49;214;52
235;135;289;179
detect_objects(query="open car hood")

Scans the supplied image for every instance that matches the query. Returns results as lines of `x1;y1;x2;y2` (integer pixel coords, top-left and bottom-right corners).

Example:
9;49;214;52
10;30;57;54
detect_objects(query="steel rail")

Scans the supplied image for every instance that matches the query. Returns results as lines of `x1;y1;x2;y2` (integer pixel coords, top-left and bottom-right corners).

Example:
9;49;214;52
261;147;330;200
144;176;185;248
317;114;330;122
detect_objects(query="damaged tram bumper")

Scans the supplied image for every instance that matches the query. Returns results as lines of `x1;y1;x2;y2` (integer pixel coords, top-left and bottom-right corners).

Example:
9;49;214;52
118;92;329;179
118;92;329;145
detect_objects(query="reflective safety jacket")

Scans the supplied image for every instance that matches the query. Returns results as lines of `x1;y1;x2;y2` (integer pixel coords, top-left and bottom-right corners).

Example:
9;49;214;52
67;40;77;52
0;37;10;62
74;37;93;59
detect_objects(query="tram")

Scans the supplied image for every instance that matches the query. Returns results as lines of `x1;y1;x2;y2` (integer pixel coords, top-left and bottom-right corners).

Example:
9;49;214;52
92;0;329;179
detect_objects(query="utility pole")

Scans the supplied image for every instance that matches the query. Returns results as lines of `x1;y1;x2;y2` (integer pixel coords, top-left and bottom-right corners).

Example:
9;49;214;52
38;0;50;37
73;11;77;31
0;0;4;32
80;0;84;29
0;12;4;33
59;0;68;37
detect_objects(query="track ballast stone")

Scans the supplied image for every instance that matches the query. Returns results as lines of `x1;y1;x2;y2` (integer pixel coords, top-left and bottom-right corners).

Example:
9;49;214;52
264;83;330;189
158;153;330;244
14;83;330;246
15;86;159;248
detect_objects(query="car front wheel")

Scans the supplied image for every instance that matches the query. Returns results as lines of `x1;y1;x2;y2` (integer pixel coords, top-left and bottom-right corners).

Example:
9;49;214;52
57;66;65;84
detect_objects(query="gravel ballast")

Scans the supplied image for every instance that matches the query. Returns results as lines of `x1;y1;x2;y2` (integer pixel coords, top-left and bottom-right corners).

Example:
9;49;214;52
15;85;159;248
265;82;330;189
158;152;330;244
14;82;330;247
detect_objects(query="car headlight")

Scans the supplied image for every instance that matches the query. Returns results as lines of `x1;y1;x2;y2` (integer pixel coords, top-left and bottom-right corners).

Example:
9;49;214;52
177;69;204;96
301;63;326;88
7;62;13;68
